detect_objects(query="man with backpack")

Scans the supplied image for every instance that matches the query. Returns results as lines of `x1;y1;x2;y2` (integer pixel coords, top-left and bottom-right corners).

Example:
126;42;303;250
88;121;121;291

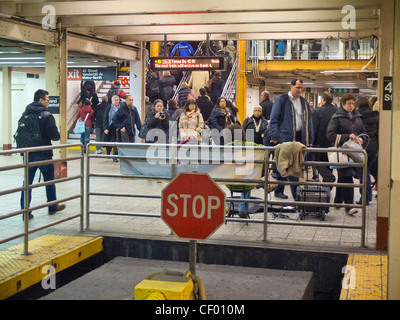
16;89;65;220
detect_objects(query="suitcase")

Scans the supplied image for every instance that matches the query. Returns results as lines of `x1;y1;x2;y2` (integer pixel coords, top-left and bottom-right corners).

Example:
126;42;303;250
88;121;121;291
296;183;331;221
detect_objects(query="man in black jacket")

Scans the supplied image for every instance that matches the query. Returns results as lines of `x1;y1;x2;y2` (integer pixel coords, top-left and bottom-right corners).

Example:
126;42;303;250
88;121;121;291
196;88;214;124
20;89;65;220
103;95;120;161
93;96;109;154
313;91;337;183
112;95;141;143
260;91;273;120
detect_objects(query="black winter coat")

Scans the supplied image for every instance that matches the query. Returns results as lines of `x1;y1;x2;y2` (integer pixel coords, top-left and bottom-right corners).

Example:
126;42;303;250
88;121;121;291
112;103;141;137
358;106;379;154
327;106;366;177
260;98;273;120
313;103;337;148
327;106;366;146
159;75;176;101
23;102;60;157
144;109;170;143
209;107;235;132
196;96;214;123
242;115;268;145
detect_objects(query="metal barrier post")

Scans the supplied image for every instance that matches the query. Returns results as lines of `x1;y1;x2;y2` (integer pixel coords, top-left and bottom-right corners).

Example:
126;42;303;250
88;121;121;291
80;144;85;232
0;143;84;252
23;150;30;255
85;144;91;230
361;151;368;248
262;148;270;242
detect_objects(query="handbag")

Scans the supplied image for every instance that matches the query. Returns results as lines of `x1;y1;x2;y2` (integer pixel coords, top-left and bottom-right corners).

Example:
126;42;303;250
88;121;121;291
138;122;149;139
74;113;89;134
328;134;352;169
342;133;370;163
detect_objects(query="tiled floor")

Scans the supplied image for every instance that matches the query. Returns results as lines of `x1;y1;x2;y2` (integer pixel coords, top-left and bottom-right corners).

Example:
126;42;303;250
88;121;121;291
0;148;377;252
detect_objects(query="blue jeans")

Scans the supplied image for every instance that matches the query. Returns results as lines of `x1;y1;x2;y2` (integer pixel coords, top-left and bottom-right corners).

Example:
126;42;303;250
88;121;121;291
358;153;378;205
80;126;92;146
274;171;299;199
238;190;252;213
20;153;57;213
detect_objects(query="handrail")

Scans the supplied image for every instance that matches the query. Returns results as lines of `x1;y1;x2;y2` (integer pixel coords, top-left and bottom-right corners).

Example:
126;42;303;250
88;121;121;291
221;58;238;103
0;143;85;254
85;141;369;248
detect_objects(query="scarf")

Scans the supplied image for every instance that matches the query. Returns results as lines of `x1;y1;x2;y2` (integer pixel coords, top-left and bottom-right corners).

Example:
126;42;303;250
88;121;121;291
109;104;119;126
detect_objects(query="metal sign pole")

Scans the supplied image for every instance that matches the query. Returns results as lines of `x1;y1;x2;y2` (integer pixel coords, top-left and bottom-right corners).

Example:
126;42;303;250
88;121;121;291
189;239;197;275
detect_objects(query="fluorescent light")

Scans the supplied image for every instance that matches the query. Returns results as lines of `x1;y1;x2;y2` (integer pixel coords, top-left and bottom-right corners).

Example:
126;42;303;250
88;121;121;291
0;57;44;60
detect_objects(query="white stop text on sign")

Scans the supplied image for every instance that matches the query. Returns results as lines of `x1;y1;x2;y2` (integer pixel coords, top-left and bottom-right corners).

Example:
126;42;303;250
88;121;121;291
166;194;221;219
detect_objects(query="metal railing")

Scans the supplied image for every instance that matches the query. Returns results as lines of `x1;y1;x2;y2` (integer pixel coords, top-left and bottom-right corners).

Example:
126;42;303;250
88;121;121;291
0;144;85;254
247;38;378;61
221;58;238;103
85;141;368;248
172;41;205;100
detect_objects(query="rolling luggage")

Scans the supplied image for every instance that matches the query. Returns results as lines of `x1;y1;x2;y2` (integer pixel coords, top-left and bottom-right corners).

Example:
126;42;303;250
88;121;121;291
296;181;331;221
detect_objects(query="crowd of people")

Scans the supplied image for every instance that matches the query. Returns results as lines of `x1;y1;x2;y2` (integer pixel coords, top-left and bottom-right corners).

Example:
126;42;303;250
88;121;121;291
76;71;378;219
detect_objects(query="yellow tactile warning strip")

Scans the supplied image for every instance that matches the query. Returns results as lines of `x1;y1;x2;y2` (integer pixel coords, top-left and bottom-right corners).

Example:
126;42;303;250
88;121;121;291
340;253;387;300
0;234;103;300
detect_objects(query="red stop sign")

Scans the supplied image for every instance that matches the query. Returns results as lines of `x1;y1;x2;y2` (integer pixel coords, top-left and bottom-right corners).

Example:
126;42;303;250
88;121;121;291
161;173;226;240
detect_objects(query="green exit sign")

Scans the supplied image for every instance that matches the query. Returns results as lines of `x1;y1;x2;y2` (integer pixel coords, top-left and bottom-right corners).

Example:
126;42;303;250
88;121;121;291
331;88;359;94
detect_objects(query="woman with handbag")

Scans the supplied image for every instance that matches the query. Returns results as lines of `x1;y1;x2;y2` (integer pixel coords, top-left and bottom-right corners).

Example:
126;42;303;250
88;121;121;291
327;93;366;215
76;99;94;153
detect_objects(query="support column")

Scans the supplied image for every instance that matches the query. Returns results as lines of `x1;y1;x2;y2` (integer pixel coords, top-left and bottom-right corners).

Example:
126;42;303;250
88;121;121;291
376;0;394;250
388;0;400;301
45;27;68;178
150;42;161;58
130;56;144;124
1;66;12;151
236;40;247;122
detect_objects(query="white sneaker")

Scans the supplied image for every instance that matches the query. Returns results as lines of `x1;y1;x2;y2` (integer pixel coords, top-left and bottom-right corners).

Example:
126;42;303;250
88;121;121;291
346;208;359;216
95;149;102;154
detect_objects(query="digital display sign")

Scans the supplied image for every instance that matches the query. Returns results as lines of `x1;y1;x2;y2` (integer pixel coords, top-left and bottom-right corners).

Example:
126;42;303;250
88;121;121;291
149;56;225;71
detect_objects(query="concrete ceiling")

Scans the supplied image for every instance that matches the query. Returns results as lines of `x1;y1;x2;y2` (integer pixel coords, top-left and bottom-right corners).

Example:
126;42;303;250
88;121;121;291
0;0;381;94
0;0;380;41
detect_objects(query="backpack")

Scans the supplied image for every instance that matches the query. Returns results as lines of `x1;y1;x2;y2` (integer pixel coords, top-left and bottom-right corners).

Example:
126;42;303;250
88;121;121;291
178;87;190;107
14;111;44;149
147;80;160;97
173;44;180;56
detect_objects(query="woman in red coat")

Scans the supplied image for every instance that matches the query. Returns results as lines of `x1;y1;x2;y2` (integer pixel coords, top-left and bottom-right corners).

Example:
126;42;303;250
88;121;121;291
76;99;94;152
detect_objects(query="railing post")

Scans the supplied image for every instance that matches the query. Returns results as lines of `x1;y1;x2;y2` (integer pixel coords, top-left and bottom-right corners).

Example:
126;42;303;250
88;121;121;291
263;148;270;242
361;151;368;248
85;143;91;230
80;143;84;232
23;150;30;255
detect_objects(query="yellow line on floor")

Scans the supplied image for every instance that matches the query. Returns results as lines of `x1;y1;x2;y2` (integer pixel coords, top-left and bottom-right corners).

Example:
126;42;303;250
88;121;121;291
340;253;387;300
0;234;103;300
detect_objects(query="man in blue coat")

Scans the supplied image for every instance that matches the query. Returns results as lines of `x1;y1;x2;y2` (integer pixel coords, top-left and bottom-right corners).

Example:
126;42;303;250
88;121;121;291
171;41;194;57
269;79;314;199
